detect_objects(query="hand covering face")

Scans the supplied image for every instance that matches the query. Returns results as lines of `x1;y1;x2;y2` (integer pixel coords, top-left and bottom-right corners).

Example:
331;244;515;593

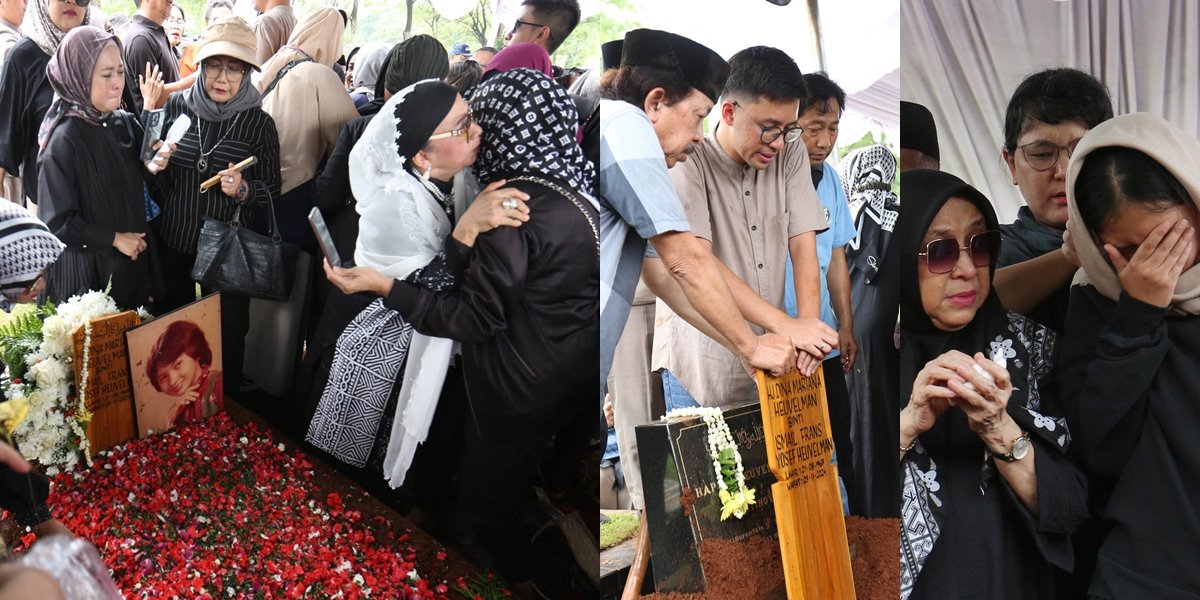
1066;112;1200;315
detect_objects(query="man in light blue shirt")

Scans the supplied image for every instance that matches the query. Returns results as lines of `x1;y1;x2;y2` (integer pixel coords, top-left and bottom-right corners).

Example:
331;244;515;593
784;72;859;513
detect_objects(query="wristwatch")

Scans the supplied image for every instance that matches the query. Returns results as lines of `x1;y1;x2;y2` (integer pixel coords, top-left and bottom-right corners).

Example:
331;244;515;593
992;431;1030;462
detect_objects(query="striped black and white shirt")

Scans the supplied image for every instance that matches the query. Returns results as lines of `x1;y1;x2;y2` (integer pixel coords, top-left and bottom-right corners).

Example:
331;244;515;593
152;93;282;253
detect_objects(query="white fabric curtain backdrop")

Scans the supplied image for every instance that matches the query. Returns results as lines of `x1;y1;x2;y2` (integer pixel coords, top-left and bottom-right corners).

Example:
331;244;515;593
841;67;901;152
901;0;1200;222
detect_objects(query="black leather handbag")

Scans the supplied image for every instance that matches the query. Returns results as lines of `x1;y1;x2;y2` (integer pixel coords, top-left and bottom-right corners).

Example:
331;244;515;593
191;186;297;301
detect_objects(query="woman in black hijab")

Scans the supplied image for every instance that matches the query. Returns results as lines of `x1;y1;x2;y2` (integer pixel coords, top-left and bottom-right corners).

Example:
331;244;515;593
324;68;598;594
894;170;1087;599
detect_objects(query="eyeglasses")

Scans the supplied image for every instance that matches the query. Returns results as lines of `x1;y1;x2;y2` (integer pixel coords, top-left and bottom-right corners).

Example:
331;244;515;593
512;18;545;32
1017;138;1081;172
202;61;246;81
56;0;91;7
917;230;1001;274
732;101;803;144
427;111;475;143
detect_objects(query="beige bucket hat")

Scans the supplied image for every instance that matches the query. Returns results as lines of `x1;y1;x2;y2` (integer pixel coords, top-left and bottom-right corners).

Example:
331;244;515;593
195;17;260;70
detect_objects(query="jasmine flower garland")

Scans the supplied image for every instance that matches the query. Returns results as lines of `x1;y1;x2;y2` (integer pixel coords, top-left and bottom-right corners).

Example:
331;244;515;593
665;407;756;520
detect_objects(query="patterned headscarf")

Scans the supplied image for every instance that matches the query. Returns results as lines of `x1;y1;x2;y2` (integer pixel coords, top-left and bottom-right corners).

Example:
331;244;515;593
0;203;63;310
467;68;595;197
838;144;899;283
23;0;92;56
894;170;1070;599
38;26;121;153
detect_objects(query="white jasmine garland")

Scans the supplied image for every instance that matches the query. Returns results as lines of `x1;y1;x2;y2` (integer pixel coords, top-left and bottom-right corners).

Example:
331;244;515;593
665;407;757;520
1;290;129;473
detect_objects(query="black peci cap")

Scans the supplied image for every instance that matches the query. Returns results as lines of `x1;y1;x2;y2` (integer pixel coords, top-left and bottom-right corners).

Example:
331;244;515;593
600;39;623;71
620;29;730;104
900;100;940;161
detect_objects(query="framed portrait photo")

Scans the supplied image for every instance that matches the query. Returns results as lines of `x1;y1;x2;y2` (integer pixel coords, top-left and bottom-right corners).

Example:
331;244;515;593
126;293;224;437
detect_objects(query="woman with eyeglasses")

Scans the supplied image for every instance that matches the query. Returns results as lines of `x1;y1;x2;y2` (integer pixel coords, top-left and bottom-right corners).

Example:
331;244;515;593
149;17;281;398
895;169;1087;600
991;68;1114;334
0;0;92;207
323;69;597;595
303;79;530;498
1057;113;1200;598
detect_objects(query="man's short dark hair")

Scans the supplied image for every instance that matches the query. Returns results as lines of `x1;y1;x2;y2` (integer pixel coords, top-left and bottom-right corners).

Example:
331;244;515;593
1002;67;1113;153
723;46;805;104
476;46;497;54
600;66;693;109
522;0;581;54
800;72;846;116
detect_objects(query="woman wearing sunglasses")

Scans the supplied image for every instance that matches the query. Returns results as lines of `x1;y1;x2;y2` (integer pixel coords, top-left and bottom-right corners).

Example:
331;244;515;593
1058;113;1200;598
896;169;1087;600
992;68;1113;334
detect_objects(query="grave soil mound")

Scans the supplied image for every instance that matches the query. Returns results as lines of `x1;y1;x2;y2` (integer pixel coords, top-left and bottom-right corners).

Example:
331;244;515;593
639;517;899;600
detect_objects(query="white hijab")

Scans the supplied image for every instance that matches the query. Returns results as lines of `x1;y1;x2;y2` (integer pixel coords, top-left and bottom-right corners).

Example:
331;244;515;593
348;80;467;488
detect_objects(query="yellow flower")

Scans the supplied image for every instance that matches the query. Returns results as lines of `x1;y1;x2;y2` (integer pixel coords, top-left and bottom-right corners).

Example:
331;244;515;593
0;397;30;439
718;486;758;521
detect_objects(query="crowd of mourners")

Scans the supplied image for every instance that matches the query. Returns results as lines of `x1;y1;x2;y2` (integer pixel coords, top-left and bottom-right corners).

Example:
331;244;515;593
0;0;601;596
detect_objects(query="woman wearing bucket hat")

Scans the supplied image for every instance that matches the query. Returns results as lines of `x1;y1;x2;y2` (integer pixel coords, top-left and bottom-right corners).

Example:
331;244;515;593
150;16;281;399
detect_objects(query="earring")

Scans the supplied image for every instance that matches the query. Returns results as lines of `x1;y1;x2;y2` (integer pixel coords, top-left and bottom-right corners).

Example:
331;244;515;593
421;164;432;182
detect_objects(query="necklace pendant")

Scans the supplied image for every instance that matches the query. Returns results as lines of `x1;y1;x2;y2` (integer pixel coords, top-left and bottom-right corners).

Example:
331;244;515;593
197;157;208;173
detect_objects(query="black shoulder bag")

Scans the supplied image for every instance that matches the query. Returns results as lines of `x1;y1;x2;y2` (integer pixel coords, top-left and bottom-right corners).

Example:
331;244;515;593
191;183;297;300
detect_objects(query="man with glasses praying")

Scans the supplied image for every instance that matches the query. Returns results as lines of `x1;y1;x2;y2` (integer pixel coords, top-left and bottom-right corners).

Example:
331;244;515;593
503;0;579;56
647;45;837;411
122;0;193;112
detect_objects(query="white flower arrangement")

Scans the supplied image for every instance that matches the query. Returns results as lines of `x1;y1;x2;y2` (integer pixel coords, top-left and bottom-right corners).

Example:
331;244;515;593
665;406;757;520
0;290;135;474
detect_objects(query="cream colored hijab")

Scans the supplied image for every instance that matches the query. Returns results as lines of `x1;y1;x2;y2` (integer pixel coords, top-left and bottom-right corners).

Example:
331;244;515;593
1066;112;1200;314
256;6;343;88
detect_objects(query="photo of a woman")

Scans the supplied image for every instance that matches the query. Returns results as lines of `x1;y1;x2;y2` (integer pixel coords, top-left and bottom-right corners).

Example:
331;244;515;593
146;320;223;429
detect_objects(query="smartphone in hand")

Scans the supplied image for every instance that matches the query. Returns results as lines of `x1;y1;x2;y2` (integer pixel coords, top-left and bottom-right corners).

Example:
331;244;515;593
139;109;165;162
308;207;346;268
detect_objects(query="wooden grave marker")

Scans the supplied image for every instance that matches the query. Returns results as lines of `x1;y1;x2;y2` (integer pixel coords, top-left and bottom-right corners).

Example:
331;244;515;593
72;311;141;456
756;367;855;599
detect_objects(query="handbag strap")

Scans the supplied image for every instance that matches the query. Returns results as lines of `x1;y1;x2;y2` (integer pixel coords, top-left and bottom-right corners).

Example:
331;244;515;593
260;56;314;99
228;181;283;242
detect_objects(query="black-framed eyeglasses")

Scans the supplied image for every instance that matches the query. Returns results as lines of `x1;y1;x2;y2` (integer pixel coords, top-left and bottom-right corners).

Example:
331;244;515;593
56;0;91;7
917;230;1002;274
427;111;475;143
202;61;246;81
732;101;803;144
1017;138;1081;172
512;18;545;32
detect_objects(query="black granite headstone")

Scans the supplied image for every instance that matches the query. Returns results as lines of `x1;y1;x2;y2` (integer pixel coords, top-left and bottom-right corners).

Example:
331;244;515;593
635;400;779;594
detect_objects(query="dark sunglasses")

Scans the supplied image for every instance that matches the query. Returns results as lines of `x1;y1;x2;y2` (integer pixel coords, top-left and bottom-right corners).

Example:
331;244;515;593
918;230;1001;274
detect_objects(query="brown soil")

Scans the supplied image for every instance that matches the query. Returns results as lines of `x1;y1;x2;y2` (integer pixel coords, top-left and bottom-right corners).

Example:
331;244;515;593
641;535;785;600
639;517;899;600
679;487;697;518
846;516;899;600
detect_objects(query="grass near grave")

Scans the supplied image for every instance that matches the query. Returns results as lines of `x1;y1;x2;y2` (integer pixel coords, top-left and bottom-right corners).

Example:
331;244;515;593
600;512;639;550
